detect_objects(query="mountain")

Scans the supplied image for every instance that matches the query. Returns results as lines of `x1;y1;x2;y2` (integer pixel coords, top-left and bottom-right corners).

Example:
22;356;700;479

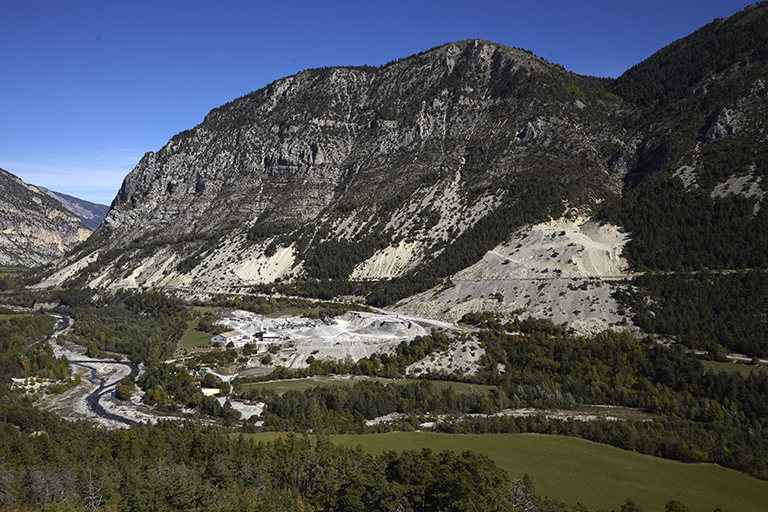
45;39;626;295
37;3;768;349
36;187;109;230
0;168;92;267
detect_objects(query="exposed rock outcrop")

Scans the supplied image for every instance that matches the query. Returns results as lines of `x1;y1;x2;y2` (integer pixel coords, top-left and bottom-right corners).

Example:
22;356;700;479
53;39;627;290
704;108;740;142
0;169;91;267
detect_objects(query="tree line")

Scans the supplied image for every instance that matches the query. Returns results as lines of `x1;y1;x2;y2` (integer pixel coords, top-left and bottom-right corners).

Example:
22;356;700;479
232;322;768;480
0;403;532;512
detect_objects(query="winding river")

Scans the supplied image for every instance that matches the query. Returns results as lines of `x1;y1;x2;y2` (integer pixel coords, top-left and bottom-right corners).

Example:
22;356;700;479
37;314;145;426
68;359;140;426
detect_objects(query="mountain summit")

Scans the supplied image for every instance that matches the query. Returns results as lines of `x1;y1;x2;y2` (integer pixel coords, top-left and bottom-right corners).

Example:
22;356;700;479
38;2;768;338
49;40;625;291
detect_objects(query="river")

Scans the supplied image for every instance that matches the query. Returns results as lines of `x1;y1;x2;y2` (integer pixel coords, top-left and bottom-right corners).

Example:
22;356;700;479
68;359;141;426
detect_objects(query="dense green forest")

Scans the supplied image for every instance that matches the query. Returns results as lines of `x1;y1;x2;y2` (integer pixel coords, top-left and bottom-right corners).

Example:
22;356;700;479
0;395;559;512
615;271;768;357
611;3;768;106
597;172;768;358
598;176;768;272
0;310;71;385
65;293;188;365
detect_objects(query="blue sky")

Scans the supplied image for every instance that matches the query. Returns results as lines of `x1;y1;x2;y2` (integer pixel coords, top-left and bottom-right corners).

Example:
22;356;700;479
0;0;756;205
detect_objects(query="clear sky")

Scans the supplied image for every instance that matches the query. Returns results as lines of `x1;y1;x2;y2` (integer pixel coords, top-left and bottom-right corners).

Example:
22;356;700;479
0;0;757;205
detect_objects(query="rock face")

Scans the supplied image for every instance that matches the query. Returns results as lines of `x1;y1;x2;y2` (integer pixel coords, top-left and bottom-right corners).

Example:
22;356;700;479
0;169;91;267
55;39;626;291
37;188;109;230
103;40;622;243
38;2;768;336
704;108;740;142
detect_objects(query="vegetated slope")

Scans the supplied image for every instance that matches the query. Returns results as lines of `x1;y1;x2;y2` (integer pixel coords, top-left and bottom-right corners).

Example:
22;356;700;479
37;3;768;354
0;168;91;267
602;1;768;269
43;39;626;296
598;2;768;357
611;2;768;107
37;187;109;230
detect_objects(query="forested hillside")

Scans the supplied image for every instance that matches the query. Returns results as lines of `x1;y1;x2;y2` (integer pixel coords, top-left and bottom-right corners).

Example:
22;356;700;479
0;400;521;512
612;3;768;106
4;4;768;511
595;2;768;358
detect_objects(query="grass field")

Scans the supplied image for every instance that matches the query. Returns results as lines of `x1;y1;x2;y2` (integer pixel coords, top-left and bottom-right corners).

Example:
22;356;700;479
245;432;768;512
0;266;28;274
239;376;495;394
240;376;371;393
701;359;768;377
0;314;25;321
178;319;211;349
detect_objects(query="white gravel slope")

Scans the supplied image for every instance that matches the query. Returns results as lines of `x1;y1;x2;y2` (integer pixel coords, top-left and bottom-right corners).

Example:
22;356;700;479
394;215;634;335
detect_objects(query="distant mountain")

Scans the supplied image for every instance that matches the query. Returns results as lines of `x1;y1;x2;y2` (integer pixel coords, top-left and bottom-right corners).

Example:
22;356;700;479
37;187;109;230
0;168;91;267
38;2;768;352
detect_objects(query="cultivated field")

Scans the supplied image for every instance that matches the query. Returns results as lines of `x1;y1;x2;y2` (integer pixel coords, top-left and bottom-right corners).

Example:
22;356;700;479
701;359;768;377
246;432;768;512
0;313;25;321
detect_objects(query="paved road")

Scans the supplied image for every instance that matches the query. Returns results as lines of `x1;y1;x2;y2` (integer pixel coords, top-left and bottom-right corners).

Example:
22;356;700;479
726;354;768;365
369;307;470;331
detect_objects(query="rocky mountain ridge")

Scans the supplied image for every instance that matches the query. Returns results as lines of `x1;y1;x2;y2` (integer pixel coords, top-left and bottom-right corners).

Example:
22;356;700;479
37;187;109;230
0;168;92;267
37;2;768;337
49;40;624;290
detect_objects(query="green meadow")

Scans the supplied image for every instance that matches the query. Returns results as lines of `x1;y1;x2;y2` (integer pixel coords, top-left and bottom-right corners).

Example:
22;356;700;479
246;432;768;512
239;376;495;394
178;318;211;349
240;376;371;393
0;266;27;274
701;359;768;377
0;313;25;321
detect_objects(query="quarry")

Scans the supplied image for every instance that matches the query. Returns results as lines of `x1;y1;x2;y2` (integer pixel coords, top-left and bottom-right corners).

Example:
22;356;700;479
214;309;429;369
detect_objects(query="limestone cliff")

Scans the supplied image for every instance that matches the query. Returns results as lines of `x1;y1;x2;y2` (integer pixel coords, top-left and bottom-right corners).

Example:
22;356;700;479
0;169;91;267
55;40;626;291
